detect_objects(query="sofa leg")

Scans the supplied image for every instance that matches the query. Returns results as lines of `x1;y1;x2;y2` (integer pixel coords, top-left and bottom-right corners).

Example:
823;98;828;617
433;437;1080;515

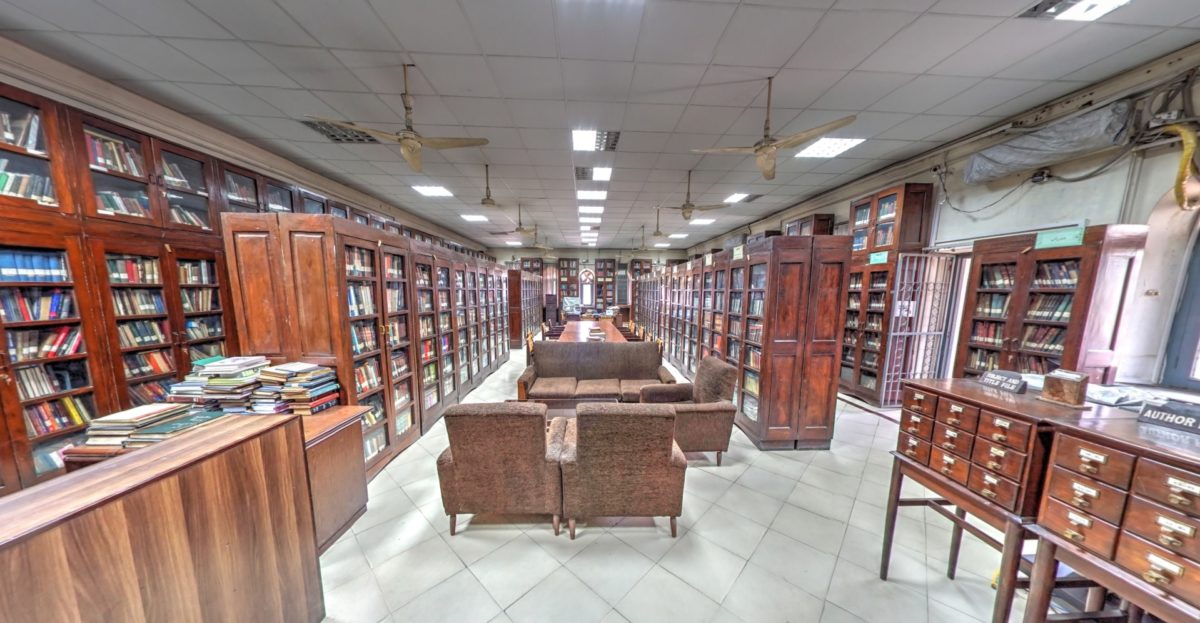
716;451;722;467
568;518;577;540
670;516;678;537
449;514;457;536
552;514;561;536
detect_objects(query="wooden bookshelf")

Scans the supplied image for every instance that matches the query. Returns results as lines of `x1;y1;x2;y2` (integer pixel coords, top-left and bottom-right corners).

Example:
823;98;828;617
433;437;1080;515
0;85;74;223
520;257;544;275
953;225;1147;382
558;258;579;300
595;258;617;308
838;183;933;406
635;236;852;449
508;269;544;347
784;213;835;237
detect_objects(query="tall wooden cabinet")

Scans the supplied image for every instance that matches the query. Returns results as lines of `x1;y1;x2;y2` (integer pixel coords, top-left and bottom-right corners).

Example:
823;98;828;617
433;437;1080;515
839;183;933;405
953;225;1146;382
558;258;579;299
783;213;834;236
508;269;543;347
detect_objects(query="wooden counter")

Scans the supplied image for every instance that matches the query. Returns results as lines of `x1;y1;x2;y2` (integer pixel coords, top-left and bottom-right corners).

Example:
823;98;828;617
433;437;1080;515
556;320;626;343
0;415;323;622
302;406;369;553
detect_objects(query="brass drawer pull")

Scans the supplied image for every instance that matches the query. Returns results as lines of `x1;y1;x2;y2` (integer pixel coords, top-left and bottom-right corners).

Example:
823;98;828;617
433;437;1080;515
1070;496;1091;509
941;442;955;450
1079;462;1098;475
905;426;919;434
941;467;953;476
1142;570;1172;586
987;460;1002;471
1062;529;1084;542
1168;492;1193;508
904;449;917;458
1159;534;1184;548
947;417;961;426
991;433;1007;443
981;489;997;499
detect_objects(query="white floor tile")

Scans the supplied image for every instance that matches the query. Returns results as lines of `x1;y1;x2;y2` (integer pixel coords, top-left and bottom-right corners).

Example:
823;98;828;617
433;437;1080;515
615;566;721;623
391;569;501;623
470;534;562;608
721;561;825;623
657;532;747;602
564;534;655;605
749;529;838;599
505;567;612;623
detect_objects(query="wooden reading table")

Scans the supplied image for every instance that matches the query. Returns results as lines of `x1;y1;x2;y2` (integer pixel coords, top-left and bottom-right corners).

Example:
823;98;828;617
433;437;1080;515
555;320;626;343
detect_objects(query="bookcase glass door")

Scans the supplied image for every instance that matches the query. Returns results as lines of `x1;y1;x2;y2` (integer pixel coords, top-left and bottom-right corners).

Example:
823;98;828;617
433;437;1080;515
964;259;1018;377
436;263;457;401
344;242;388;464
414;258;440;416
103;249;177;406
265;181;294;213
1016;257;1080;375
300;195;326;214
173;253;227;365
0;89;65;215
0;241;100;484
383;247;416;442
222;166;260;213
155;142;216;232
81;118;157;226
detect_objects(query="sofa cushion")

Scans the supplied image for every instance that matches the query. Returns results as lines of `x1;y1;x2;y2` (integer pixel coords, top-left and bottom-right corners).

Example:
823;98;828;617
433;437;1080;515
529;377;578;399
575;378;621;400
620;379;660;402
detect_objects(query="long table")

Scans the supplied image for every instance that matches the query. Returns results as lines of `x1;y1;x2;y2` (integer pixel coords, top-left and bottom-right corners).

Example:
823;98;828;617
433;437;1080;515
555;320;626;343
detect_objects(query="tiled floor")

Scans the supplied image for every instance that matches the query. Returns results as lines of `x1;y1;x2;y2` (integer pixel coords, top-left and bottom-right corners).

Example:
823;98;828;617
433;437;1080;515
320;349;1026;623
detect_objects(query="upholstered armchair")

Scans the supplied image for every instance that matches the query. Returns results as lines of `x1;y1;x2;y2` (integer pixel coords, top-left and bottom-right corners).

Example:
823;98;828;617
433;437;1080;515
640;356;738;466
559;403;687;539
436;402;568;535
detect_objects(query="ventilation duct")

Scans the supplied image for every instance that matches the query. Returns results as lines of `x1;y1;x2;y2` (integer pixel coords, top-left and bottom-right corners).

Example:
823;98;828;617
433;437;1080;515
963;100;1133;185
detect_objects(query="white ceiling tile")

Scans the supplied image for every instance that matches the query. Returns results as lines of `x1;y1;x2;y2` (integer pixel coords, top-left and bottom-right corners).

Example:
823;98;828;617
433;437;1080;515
1102;0;1200;27
929;19;1083;78
635;0;736;64
868;75;979;114
713;6;820;67
981;81;1086;117
314;91;403;123
629;63;707;104
251;44;368;91
442;96;513;127
876;114;970;140
275;0;398;50
691;65;774;106
461;0;556;57
835;0;935;9
811;71;914;110
175;83;282;116
380;94;459;125
97;0;232;37
463;126;522;149
1066;28;1200;82
188;0;316;45
752;68;847;109
615;152;660;169
80;35;230;83
487;57;564;100
565;101;626;129
244;86;342;118
859;14;1003;73
674;105;742;134
726;108;797;136
927;0;1033;17
408;53;501;97
329;51;418;94
194;113;278;139
926;78;1044;116
622;104;686;132
561;60;635;102
616;131;672;153
7;0;142;34
507;99;569;128
482;147;532;165
368;0;479;54
997;24;1161;80
113;80;226;115
165;39;297;87
292;141;356;160
518;128;570;150
664;133;719;153
0;0;62;30
555;0;644;61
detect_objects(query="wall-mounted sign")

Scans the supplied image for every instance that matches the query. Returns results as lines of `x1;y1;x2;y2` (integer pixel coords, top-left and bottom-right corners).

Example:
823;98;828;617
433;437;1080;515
868;251;889;265
977;370;1027;394
704;253;713;266
1035;226;1085;250
732;245;744;260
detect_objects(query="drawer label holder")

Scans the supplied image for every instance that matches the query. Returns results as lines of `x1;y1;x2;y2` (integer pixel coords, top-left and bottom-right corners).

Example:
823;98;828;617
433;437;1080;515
1166;477;1200;496
1079;448;1108;464
1067;511;1092;527
1157;515;1196;538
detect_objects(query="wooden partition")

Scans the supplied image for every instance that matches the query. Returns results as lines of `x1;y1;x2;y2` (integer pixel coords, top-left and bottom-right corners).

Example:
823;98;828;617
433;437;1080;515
0;415;323;622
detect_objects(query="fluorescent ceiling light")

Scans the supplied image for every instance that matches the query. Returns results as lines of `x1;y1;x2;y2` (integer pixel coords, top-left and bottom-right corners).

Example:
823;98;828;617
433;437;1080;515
668;233;688;239
461;214;488;222
1053;0;1130;20
654;243;670;248
586;242;597;246
794;138;865;158
690;218;715;225
578;205;605;214
592;167;612;181
505;241;522;246
572;130;597;151
412;185;452;197
577;190;607;200
581;232;599;238
579;216;602;224
580;225;592;231
724;193;749;203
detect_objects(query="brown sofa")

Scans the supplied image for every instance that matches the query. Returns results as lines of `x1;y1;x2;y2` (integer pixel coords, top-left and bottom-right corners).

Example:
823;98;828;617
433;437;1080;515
517;341;675;402
641;356;738;466
436;402;568;535
559;402;687;539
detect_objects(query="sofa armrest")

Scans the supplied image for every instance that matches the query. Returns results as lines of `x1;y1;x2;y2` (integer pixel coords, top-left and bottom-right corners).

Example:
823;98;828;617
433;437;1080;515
517;365;537;400
640;383;694;403
672;401;737;417
657;366;676;384
436;447;457;514
670;440;687;469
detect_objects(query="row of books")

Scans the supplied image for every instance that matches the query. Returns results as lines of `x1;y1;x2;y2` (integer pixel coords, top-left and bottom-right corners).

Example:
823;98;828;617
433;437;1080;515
122;349;174;379
1026;293;1073;322
6;326;83;361
347;284;376;317
1033;260;1080;288
200;356;270;412
85;129;146;177
116;319;167;348
966;347;1000;372
346;247;375;278
386;286;406;312
0;287;75;322
272;362;339;415
76;403;215;450
168;203;212;229
180;288;219;313
224;174;257;205
24;395;92;437
129;379;172;405
980;264;1016;289
746;321;763;343
15;361;88;401
970;321;1004;346
350;321;379;355
975;292;1010;318
385;255;405;280
112;289;165;316
95;189;150;217
161;158;203;192
0;162;56;205
1018;354;1060;375
107;255;161;284
178;260;215;285
1021;326;1066;353
391;349;410;378
0;249;69;282
0;107;44;152
354;359;383;394
184;317;222;339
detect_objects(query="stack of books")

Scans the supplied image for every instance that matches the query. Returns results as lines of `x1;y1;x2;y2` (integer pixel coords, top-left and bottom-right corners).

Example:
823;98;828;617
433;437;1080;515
250;362;319;414
76;403;190;449
278;363;340;415
198;356;269;413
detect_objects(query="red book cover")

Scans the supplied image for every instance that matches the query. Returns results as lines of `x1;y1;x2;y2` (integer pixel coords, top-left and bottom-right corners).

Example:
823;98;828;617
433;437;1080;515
16;293;32;321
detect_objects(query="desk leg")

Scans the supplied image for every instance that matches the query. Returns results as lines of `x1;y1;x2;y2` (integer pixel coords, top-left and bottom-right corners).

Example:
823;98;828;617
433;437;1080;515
879;457;903;581
991;521;1025;623
1021;538;1059;623
947;506;967;580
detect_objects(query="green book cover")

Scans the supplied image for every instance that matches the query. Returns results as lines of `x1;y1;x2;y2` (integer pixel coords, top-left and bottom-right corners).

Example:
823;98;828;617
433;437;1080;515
193;355;226;366
128;411;226;439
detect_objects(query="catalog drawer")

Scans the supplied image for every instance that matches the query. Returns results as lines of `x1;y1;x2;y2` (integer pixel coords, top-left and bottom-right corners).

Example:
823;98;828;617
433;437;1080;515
1042;496;1119;559
1133;459;1200;518
932;422;974;460
902;387;938;416
898;432;930;465
969;465;1020;511
1053;435;1135;489
971;438;1026;483
1115;532;1200;607
1046;465;1127;526
935;399;979;433
899;409;933;441
977;411;1031;451
1125;496;1200;562
931;447;969;486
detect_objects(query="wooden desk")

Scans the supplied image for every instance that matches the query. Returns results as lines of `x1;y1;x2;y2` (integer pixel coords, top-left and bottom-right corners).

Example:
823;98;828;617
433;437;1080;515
556;320;626;342
302;406;368;553
0;415;323;622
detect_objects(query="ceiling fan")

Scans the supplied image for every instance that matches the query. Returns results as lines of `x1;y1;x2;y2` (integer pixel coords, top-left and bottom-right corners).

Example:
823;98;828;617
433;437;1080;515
480;164;497;207
488;202;535;237
308;64;488;173
651;208;667;240
658;171;726;221
530;226;553;251
692;76;856;180
635;225;653;251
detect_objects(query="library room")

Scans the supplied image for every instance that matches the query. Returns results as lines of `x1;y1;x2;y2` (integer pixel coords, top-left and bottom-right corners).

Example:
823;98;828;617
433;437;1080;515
4;2;1200;622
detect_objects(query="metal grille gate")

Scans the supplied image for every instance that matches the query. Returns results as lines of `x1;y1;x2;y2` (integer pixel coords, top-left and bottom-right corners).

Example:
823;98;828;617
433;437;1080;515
880;253;961;406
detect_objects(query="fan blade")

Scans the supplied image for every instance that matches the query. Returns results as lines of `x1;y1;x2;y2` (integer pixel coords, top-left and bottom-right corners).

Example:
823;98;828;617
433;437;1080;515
693;204;728;212
769;115;857;150
419;137;489;150
488;230;516;236
690;146;758;155
756;149;777;181
399;138;423;172
657;205;686;211
307;117;409;143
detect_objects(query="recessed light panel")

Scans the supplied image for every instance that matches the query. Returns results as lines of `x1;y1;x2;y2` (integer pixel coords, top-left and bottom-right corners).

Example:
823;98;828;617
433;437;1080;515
580;225;592;231
461;214;488;222
578;205;605;214
505;241;522;246
668;233;688;239
794;138;865;158
577;190;607;200
593;167;612;181
413;185;453;197
689;218;716;225
579;216;602;224
654;243;670;248
573;130;597;151
724;193;749;203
